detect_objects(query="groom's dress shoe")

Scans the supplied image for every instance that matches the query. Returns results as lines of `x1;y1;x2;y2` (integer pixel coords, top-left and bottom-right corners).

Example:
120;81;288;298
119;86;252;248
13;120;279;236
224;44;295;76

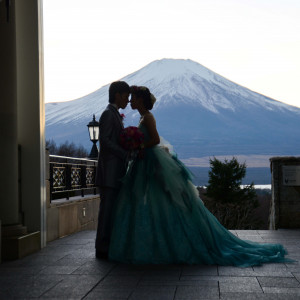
96;250;108;259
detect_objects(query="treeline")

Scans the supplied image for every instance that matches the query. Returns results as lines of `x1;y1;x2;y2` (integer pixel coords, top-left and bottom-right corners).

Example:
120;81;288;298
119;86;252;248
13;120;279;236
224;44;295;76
46;139;89;158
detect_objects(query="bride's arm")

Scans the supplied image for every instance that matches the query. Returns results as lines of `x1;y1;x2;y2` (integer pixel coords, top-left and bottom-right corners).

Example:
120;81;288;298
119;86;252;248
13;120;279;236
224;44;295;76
142;114;160;148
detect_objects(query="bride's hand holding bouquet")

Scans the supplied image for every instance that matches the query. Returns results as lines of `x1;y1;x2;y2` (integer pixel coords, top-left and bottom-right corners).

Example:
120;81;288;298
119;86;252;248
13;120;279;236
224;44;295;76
120;126;145;159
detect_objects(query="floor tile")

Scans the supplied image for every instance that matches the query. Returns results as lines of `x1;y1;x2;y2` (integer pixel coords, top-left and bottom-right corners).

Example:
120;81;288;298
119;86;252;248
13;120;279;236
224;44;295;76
218;266;255;276
175;285;219;299
219;277;262;293
129;285;176;300
182;265;218;276
85;286;133;299
71;260;115;275
38;265;80;275
258;276;300;287
262;287;300;294
40;274;101;298
221;292;299;299
98;275;141;287
139;279;218;286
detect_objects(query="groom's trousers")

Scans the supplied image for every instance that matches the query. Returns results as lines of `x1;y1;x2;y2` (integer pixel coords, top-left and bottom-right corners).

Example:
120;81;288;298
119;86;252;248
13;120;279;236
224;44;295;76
95;187;120;253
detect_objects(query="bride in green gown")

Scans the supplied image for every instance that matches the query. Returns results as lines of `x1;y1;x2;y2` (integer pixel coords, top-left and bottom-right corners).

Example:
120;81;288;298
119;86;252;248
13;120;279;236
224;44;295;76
108;85;293;267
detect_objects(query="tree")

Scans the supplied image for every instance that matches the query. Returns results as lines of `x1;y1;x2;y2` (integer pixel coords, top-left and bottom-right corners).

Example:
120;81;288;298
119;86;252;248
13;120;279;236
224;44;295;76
57;141;77;157
46;139;89;158
46;139;57;154
203;157;259;229
76;144;90;158
206;157;256;204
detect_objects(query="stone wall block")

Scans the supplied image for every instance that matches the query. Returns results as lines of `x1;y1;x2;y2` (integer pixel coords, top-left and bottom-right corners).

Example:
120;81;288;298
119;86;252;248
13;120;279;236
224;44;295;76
58;205;78;237
47;206;58;242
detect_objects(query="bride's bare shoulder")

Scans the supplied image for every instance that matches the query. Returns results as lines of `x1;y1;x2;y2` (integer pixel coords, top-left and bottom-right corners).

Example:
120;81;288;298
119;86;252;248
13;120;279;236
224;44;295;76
143;112;156;122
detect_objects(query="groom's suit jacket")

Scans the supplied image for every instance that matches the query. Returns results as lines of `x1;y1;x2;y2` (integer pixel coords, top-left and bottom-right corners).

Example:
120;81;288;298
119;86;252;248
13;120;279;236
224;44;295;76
96;104;127;189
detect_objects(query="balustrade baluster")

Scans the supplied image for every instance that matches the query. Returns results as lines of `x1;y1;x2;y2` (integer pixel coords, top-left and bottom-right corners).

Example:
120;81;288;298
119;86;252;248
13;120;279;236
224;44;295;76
50;163;54;202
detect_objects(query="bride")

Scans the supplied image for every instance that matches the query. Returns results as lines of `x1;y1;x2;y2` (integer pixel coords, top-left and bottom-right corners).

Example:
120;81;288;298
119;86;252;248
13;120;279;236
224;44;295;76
108;85;293;267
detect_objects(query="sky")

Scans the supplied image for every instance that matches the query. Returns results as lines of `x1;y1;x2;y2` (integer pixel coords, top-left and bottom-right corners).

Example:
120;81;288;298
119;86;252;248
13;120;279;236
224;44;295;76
43;0;300;108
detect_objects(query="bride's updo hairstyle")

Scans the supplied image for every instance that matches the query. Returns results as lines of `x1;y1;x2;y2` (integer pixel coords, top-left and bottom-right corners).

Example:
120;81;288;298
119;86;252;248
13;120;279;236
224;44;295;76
130;85;156;110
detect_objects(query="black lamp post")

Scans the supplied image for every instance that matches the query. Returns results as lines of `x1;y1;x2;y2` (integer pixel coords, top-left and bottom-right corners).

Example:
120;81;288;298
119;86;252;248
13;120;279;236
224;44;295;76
87;114;99;159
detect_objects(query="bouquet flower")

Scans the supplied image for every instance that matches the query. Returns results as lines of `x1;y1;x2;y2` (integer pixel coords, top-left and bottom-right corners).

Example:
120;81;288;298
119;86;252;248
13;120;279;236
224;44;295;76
120;126;144;150
120;113;125;125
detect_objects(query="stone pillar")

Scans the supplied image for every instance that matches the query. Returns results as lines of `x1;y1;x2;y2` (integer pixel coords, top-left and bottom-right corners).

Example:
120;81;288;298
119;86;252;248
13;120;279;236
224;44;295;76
15;0;46;247
0;1;45;261
0;0;20;226
0;220;1;263
269;157;300;229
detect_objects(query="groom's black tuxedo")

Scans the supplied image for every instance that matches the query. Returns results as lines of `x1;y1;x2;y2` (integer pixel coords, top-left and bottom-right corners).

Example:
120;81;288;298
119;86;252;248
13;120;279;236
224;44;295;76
96;104;127;188
95;104;128;254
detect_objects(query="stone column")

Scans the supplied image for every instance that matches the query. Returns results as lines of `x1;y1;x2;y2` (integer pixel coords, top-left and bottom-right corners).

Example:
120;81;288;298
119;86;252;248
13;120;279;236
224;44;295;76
269;157;300;229
0;0;20;226
16;0;46;247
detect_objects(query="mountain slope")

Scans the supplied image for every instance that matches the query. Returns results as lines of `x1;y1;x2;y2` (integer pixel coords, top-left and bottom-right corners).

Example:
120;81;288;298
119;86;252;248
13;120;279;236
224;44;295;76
46;58;300;159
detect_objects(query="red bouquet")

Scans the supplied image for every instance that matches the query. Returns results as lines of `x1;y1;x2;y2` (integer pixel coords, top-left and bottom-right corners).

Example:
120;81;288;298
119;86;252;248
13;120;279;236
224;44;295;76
120;126;144;150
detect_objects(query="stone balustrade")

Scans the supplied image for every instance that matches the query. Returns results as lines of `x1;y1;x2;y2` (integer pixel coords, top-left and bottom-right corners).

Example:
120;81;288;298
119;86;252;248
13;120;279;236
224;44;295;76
46;151;100;242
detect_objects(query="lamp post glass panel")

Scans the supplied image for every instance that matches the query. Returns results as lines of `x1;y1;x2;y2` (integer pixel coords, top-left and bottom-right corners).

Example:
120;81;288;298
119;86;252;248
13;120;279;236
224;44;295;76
87;115;99;159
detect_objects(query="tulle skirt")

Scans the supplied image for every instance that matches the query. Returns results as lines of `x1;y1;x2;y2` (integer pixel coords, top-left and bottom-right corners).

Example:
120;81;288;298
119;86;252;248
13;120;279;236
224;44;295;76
109;146;292;267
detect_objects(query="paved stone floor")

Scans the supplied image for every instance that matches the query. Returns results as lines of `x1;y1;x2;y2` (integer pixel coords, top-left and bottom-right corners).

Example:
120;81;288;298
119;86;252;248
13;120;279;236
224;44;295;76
0;230;300;299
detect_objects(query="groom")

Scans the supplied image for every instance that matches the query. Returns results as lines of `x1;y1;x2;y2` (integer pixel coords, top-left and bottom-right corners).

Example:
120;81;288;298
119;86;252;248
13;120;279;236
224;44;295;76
95;81;130;259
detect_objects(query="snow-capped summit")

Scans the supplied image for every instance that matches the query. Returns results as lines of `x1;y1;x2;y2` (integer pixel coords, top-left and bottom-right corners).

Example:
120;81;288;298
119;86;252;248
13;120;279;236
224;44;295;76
122;59;297;114
125;59;217;86
46;58;300;158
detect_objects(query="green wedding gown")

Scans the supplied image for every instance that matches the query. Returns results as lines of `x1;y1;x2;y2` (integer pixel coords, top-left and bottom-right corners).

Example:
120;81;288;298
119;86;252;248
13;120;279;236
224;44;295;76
109;124;293;266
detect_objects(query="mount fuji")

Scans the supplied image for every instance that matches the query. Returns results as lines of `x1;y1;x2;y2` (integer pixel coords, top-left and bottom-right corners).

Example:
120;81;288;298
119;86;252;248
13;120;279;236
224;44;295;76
46;58;300;165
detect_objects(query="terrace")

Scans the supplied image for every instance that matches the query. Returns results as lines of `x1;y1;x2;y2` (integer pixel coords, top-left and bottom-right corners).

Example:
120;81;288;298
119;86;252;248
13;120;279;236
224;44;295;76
2;152;300;299
2;148;300;299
